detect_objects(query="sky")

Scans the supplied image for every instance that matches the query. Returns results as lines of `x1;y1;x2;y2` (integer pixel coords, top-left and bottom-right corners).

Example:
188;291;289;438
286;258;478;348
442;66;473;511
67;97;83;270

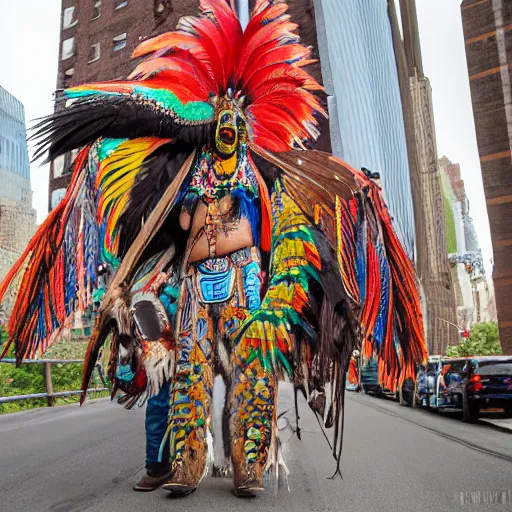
0;0;60;222
0;0;493;270
414;1;493;273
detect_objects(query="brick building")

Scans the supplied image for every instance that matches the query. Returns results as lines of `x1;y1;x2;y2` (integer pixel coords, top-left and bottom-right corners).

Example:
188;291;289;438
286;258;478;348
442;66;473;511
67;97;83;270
461;0;512;354
49;0;206;208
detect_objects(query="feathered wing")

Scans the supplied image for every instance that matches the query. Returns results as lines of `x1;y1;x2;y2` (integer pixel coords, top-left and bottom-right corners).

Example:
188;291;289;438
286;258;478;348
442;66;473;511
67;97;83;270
0;136;185;363
33;78;214;163
0;146;94;360
240;146;427;470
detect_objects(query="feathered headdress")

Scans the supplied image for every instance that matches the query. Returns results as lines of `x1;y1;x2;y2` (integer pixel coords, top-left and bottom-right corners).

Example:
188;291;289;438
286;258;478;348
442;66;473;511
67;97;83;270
35;0;326;162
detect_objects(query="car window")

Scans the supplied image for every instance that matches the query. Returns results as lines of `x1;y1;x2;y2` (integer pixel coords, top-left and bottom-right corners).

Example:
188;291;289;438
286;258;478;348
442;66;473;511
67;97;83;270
443;361;467;373
473;363;512;376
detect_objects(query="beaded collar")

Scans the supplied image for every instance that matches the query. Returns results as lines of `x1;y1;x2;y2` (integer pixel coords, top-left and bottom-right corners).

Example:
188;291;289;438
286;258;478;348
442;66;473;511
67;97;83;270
188;144;259;203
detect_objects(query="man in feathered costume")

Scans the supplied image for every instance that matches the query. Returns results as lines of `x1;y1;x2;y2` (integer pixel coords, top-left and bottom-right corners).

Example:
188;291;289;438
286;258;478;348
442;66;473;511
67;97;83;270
0;0;427;498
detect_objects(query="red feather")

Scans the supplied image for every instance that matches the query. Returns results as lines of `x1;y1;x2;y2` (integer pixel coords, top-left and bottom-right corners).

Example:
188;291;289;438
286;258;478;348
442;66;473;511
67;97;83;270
0;146;90;360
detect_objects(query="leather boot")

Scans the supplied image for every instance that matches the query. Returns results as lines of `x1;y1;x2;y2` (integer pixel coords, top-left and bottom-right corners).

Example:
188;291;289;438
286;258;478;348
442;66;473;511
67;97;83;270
231;438;264;498
133;466;173;492
162;442;206;496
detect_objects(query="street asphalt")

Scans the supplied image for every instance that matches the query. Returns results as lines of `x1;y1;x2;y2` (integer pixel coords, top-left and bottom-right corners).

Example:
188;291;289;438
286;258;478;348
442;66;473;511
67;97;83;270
1;384;511;512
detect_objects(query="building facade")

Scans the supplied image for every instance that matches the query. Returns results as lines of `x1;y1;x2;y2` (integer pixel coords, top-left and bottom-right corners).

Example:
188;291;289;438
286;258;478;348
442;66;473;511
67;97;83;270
440;156;497;328
0;87;36;295
313;0;416;257
461;0;512;354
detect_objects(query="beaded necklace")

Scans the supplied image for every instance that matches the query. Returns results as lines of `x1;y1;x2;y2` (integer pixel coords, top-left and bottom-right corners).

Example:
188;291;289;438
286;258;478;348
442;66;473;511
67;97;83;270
188;144;259;203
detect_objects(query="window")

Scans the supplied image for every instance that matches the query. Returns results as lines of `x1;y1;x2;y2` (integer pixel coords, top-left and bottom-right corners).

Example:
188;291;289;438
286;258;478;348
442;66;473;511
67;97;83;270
113;33;126;52
61;37;75;60
154;1;170;16
115;0;128;10
63;6;78;29
63;68;75;84
92;0;101;19
88;43;100;63
51;188;67;210
53;155;65;179
63;67;75;88
474;362;512;376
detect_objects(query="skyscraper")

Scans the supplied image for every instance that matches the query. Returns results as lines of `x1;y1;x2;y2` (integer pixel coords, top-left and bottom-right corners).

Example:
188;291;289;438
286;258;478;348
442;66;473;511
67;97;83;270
314;0;416;257
0;86;36;286
461;0;512;353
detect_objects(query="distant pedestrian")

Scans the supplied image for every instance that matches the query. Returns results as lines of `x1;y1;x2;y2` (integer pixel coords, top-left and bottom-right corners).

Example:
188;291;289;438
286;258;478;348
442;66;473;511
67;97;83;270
96;348;108;388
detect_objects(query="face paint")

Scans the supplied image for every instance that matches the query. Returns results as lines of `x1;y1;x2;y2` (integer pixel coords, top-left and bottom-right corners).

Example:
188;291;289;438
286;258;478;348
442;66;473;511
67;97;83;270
213;91;246;157
216;108;239;156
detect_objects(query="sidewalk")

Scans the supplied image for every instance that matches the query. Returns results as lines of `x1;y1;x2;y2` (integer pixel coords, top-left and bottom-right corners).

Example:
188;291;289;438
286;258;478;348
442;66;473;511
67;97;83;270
479;416;512;433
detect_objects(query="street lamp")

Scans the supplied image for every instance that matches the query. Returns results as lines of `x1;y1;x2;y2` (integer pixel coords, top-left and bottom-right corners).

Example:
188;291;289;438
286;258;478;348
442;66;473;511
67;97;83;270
437;317;471;357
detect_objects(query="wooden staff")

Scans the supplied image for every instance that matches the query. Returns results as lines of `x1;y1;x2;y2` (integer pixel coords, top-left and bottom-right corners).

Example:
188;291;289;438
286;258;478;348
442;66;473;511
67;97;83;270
80;152;195;403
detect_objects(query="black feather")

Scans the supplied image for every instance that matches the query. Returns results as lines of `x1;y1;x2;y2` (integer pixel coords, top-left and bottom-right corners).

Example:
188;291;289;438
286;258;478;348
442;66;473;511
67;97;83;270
117;145;195;261
31;97;214;162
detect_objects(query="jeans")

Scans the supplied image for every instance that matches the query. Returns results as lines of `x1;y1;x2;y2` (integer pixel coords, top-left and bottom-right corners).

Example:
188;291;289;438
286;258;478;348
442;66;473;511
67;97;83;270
145;380;170;475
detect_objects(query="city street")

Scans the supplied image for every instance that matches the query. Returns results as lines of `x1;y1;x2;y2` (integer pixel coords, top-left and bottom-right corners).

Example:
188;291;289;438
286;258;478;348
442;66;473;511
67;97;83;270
1;1;511;512
1;385;511;512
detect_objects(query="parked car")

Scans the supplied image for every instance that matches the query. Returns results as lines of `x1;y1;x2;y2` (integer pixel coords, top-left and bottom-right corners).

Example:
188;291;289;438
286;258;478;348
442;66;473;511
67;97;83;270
397;375;416;407
463;356;512;421
414;355;512;422
412;356;437;408
360;355;395;398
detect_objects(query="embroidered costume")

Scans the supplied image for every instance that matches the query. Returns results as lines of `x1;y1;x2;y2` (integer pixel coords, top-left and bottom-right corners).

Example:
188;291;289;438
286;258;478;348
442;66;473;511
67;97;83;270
0;0;427;497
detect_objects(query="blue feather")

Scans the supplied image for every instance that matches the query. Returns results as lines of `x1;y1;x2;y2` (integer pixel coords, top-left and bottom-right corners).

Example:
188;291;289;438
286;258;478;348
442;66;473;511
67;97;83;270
372;240;390;349
231;187;260;247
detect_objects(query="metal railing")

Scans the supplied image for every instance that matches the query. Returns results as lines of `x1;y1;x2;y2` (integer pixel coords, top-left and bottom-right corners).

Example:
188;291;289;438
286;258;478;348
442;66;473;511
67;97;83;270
0;358;109;406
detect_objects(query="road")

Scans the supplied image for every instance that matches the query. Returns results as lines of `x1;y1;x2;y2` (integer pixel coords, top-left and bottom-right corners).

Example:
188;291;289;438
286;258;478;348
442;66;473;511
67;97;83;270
1;385;511;512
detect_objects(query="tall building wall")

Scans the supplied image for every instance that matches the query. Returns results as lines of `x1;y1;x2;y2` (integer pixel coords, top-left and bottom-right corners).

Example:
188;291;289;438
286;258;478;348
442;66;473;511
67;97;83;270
0;87;36;290
461;0;512;353
410;74;458;354
313;0;415;257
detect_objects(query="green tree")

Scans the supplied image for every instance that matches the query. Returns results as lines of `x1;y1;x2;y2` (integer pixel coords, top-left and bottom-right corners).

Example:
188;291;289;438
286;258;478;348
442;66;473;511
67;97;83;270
447;322;502;357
